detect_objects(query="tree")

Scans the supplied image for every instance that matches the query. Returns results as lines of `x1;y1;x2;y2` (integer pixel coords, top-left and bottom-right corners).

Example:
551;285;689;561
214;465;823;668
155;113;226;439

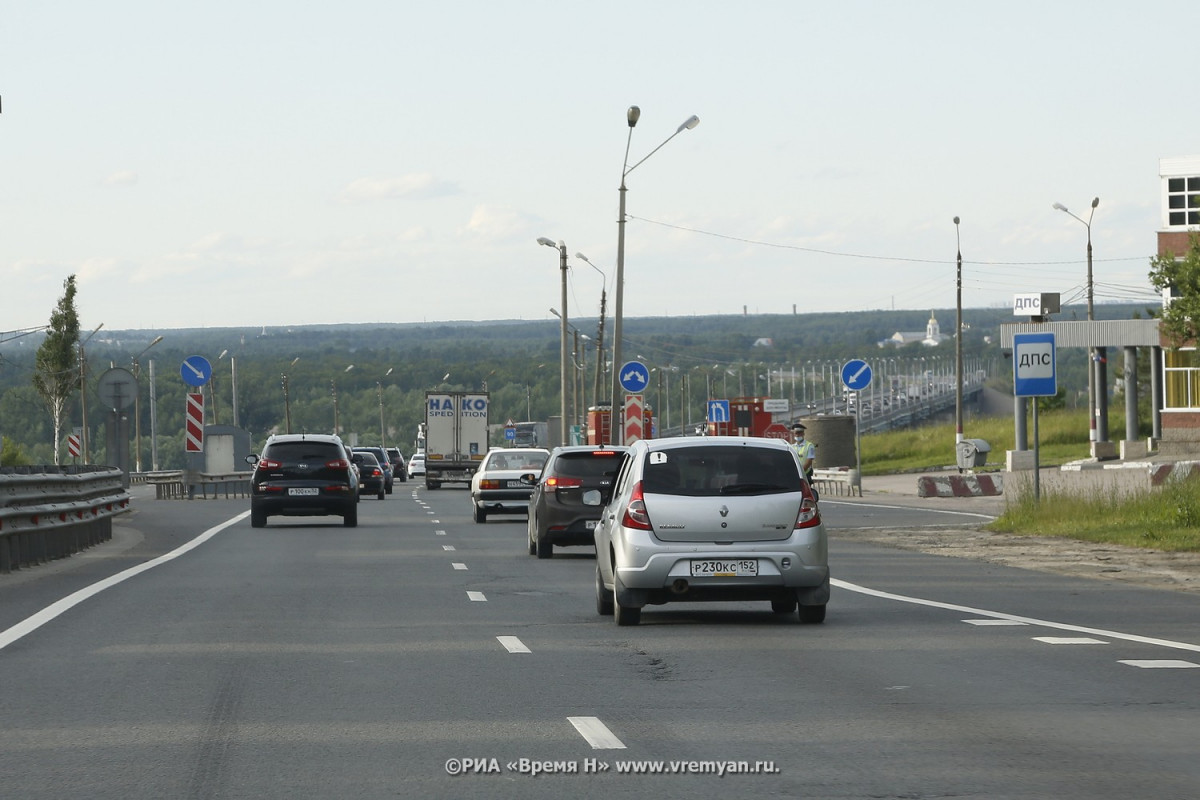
32;275;80;464
1148;233;1200;346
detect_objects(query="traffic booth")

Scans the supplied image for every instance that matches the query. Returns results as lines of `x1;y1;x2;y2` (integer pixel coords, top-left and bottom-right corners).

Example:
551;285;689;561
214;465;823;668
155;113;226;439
587;404;655;445
706;397;777;437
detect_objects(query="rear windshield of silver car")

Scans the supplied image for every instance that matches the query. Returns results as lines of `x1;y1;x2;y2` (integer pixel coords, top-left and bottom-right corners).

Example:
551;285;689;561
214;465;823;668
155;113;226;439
641;446;801;496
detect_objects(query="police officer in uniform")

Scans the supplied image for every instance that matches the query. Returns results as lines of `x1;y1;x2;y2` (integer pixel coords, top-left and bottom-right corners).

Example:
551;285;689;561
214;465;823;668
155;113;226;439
789;422;816;483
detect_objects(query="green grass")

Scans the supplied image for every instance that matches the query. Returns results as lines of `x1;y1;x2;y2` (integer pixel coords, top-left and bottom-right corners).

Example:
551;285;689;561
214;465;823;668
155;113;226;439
862;409;1200;553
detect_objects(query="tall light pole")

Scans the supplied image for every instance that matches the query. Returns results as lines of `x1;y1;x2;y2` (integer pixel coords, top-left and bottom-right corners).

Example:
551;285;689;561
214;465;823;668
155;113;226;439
575;252;608;413
611;105;700;445
538;237;570;445
209;349;228;426
282;357;299;434
1053;196;1100;442
131;335;163;472
332;364;354;436
378;367;393;446
954;217;963;445
78;322;104;463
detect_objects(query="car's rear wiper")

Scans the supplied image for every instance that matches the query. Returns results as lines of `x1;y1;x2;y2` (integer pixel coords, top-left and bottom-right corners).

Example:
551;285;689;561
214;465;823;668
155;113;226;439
719;483;787;495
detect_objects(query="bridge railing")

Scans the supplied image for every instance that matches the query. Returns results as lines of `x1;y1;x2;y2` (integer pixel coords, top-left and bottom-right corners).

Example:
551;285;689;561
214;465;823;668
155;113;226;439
0;465;131;574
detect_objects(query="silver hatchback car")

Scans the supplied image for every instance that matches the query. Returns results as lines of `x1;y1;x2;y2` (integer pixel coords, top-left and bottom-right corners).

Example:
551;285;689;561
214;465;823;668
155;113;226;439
594;437;829;626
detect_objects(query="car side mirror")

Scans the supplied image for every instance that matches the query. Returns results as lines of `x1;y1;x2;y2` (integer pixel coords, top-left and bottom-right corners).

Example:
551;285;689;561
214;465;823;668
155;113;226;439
245;454;259;465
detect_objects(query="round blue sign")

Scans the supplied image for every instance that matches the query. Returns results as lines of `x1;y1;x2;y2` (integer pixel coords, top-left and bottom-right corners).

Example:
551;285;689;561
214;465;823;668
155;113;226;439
840;359;873;391
618;360;650;394
181;355;213;387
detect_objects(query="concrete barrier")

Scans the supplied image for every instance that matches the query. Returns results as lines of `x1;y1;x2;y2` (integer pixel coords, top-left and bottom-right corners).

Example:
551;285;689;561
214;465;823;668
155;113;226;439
917;473;1004;498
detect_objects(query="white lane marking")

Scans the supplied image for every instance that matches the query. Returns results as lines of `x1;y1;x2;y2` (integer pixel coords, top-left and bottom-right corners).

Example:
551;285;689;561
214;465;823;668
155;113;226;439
435;530;446;536
833;578;1200;654
443;545;455;551
823;500;995;521
497;636;530;653
467;591;487;602
1119;660;1200;669
1033;637;1109;645
452;563;468;570
964;619;1028;626
0;511;250;652
568;716;626;750
430;519;441;523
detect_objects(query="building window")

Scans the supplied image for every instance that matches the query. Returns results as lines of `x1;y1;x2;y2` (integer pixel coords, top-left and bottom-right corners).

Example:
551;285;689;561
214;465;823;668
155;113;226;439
1164;348;1200;411
1167;177;1200;227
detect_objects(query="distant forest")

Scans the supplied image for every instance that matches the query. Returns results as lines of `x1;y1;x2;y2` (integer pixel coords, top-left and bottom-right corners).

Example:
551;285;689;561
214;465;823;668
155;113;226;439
0;303;1156;467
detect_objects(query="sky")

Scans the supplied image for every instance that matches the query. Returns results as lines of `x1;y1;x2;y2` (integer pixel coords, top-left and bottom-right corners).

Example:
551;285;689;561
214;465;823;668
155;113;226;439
1;1;1193;334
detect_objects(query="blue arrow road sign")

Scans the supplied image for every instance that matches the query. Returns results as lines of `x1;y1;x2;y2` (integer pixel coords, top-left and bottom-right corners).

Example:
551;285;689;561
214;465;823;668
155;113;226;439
1013;332;1057;397
841;359;873;391
707;400;730;423
618;361;650;393
180;355;213;387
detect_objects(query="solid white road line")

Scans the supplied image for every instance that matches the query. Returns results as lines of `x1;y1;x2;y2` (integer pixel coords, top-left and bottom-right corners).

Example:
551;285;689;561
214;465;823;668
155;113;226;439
467;591;486;602
452;563;468;570
1119;660;1200;669
567;716;626;750
0;511;250;652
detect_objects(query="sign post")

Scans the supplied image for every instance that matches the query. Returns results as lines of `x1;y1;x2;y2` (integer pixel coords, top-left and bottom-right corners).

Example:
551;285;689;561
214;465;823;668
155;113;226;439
841;359;872;478
1013;332;1057;501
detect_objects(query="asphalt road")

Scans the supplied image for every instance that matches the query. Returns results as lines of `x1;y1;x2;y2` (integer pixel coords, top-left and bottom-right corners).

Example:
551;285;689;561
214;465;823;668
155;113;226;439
1;485;1198;799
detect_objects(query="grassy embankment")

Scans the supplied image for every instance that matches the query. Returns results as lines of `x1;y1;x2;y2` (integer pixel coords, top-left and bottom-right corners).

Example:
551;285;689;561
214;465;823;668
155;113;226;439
861;408;1200;552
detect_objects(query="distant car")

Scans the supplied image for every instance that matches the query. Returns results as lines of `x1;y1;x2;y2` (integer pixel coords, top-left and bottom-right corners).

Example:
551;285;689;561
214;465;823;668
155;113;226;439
350;451;387;500
469;447;550;523
594;437;829;626
352;446;394;494
526;445;628;558
386;447;408;483
247;433;359;528
407;453;426;477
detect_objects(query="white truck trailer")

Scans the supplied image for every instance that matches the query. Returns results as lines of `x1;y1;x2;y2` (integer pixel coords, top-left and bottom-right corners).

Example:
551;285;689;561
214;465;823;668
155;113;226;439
424;392;489;489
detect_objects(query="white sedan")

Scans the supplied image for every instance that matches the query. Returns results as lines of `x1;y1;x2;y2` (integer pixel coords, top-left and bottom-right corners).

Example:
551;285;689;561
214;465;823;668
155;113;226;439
469;447;550;523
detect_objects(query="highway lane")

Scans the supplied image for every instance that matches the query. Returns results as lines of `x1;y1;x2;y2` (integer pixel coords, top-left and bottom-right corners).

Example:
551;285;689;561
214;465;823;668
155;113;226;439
1;486;1198;798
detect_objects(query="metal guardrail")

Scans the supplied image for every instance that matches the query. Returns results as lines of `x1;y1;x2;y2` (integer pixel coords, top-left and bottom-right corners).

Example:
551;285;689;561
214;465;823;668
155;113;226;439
812;467;862;497
139;470;251;500
0;465;131;574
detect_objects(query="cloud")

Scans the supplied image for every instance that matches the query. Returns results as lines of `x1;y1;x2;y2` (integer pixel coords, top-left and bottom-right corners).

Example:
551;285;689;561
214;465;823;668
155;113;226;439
336;173;459;204
460;205;540;242
102;170;139;186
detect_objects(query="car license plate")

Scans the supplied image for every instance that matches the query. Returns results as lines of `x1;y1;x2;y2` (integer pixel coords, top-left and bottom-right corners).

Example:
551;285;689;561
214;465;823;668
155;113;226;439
506;480;525;488
288;488;320;496
585;520;598;530
690;559;758;577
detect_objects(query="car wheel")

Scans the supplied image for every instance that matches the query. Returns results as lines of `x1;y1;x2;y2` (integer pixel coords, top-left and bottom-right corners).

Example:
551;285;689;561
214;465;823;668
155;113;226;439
535;536;552;559
427;481;440;490
250;509;267;528
771;596;798;614
527;526;537;556
343;504;358;528
613;576;641;626
473;503;487;523
377;489;385;500
595;566;614;616
386;483;393;495
798;603;826;624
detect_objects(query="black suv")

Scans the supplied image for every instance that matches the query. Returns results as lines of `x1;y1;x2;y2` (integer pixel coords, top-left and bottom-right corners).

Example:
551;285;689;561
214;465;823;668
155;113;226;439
247;433;360;528
386;447;408;483
526;445;627;558
352;446;394;493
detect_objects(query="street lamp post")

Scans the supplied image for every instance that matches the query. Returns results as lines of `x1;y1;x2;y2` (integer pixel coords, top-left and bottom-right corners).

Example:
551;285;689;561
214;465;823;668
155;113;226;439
282;357;299;434
539;237;570;445
332;364;354;436
78;323;104;463
378;367;393;447
209;349;228;426
131;335;164;473
954;217;964;446
575;252;608;413
610;105;700;445
1053;197;1100;442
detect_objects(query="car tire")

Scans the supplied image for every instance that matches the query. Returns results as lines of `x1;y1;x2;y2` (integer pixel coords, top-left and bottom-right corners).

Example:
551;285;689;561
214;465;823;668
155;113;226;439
771;596;798;614
535;536;552;559
473;503;487;523
426;481;440;490
377;489;385;500
613;576;641;626
595;566;614;616
343;504;358;528
527;527;537;556
798;603;826;624
250;509;267;528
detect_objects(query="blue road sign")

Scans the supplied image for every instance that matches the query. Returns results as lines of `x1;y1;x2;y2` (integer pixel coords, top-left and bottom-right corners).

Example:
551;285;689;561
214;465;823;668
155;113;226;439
707;399;730;423
180;355;213;387
840;359;873;391
618;360;650;393
1013;332;1057;397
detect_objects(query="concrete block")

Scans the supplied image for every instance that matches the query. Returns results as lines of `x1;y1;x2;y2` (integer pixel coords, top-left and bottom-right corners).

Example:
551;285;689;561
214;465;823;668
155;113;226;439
1120;439;1149;460
1006;450;1037;472
1090;440;1118;460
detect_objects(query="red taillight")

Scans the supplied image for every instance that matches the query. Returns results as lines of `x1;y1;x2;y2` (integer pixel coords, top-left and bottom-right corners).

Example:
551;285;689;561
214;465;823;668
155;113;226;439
371;467;382;477
480;479;502;490
795;482;822;529
258;458;282;470
544;475;583;492
620;481;653;531
326;458;350;471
